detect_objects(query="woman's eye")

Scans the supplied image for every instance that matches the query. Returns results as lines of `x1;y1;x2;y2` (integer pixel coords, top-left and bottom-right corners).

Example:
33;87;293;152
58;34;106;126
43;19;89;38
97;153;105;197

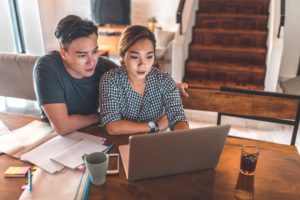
130;56;138;59
147;55;154;59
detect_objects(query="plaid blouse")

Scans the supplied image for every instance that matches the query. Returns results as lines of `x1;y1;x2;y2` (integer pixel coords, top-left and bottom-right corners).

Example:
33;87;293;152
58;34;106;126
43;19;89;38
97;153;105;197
99;66;187;129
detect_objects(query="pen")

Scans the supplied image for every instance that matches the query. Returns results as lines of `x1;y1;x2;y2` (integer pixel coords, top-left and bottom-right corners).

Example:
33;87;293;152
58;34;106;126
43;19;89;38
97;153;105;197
103;143;114;154
27;169;32;192
82;175;91;200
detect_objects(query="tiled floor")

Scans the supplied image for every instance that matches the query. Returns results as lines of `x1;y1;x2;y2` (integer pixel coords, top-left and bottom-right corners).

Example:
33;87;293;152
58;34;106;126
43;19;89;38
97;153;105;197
1;96;299;153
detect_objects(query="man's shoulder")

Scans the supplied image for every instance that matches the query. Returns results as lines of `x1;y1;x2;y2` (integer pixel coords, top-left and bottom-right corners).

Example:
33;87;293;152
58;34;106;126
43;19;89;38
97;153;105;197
35;51;62;70
97;57;119;72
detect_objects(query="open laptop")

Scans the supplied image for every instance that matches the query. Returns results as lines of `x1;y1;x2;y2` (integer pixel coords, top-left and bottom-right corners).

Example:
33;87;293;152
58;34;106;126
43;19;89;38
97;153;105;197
119;125;230;181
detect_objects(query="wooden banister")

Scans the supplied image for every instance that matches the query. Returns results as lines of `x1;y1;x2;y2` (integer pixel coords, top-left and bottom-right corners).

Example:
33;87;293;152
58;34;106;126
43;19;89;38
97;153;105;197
182;87;300;145
176;0;186;35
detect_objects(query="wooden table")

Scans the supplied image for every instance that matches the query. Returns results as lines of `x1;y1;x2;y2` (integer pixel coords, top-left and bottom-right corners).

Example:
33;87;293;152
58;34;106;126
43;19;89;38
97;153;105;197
1;113;300;200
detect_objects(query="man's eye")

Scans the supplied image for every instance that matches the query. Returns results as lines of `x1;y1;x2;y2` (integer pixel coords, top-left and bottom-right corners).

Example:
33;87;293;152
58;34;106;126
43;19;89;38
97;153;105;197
93;50;98;54
78;54;85;58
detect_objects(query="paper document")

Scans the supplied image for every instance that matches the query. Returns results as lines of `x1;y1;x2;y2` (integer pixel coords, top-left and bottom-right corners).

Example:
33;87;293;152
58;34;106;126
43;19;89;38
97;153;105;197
0;120;10;136
21;136;80;174
21;131;106;174
0;120;53;156
19;168;83;200
50;139;107;169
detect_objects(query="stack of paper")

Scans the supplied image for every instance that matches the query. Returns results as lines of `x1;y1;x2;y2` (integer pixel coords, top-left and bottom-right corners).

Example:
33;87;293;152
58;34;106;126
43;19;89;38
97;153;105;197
21;131;107;174
0;120;54;157
50;139;107;169
19;168;83;200
0;120;10;136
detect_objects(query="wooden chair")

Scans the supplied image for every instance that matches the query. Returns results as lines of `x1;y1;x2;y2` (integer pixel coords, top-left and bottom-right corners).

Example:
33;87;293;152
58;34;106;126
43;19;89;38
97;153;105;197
182;87;300;145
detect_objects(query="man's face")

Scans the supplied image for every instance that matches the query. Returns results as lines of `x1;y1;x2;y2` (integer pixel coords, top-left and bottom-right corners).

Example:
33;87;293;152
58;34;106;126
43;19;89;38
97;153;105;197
60;33;99;79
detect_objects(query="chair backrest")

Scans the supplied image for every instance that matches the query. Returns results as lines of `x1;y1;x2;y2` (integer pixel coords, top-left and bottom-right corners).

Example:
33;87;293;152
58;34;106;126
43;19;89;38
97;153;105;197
0;53;38;100
182;87;300;145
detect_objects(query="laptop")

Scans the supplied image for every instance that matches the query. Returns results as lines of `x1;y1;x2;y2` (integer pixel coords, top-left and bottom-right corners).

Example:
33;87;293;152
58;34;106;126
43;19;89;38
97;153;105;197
119;125;230;181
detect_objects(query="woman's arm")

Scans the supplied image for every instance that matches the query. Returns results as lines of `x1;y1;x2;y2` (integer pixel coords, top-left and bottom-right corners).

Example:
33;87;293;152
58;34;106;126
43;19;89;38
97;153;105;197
176;82;189;98
105;120;148;135
161;74;189;130
173;121;189;131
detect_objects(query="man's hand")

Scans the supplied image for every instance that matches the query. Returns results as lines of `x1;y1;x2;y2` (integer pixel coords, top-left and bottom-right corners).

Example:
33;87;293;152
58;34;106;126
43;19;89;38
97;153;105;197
177;83;189;98
157;114;169;131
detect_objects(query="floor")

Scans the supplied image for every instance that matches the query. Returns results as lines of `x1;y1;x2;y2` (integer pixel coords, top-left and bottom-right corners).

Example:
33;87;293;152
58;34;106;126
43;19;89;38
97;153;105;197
1;96;299;153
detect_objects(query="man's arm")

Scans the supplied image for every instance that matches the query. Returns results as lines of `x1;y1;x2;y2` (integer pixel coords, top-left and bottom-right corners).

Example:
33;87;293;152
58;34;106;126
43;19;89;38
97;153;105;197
42;103;99;135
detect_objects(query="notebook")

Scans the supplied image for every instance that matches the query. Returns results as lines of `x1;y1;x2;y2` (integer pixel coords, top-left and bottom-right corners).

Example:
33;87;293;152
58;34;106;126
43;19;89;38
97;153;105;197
119;125;230;181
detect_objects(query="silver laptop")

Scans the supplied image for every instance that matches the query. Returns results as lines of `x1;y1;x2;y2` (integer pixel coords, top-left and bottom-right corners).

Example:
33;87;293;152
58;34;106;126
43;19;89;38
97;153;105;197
119;125;230;181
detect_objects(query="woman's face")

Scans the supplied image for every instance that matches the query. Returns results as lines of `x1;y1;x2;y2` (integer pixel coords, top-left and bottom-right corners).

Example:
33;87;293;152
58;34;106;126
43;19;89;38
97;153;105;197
124;39;155;82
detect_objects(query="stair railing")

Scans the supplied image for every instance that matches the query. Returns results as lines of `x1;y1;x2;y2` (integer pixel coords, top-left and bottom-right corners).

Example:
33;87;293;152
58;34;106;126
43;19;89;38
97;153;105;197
176;0;185;35
265;0;284;92
277;0;285;38
170;0;198;82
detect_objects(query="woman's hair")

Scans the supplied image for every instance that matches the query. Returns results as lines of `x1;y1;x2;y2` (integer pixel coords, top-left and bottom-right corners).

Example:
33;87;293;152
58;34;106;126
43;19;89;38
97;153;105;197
118;25;156;65
55;15;98;50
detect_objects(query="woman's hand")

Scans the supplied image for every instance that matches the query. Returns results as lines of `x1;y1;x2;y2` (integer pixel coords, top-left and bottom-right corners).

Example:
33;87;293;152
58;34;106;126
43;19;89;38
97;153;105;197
177;83;189;98
157;114;169;131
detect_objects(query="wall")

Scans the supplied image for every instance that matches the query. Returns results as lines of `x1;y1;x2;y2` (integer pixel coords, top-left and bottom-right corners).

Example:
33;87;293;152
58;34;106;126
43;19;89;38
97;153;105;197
279;0;300;78
37;0;91;52
18;0;44;55
0;0;17;53
36;0;180;52
131;0;180;31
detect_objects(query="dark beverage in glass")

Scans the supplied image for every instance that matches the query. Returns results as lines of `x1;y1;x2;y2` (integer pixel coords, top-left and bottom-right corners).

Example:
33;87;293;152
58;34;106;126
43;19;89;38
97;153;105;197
240;145;259;176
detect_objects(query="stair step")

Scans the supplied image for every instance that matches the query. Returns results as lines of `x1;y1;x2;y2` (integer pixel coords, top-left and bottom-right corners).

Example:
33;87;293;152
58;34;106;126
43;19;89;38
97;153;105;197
193;28;267;48
191;45;267;53
199;0;269;15
183;79;264;91
189;45;266;66
196;13;268;31
185;61;265;84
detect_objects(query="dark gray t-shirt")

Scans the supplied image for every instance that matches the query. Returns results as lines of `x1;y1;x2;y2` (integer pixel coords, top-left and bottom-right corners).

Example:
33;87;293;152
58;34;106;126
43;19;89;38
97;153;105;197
33;51;118;119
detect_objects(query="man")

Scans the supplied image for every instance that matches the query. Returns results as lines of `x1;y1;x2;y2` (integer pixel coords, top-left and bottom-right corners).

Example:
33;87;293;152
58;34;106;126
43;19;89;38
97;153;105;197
34;15;188;135
33;15;117;135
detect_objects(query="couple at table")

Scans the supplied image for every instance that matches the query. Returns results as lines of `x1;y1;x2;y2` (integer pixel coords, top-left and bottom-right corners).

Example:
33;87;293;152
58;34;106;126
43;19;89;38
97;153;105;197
33;15;189;136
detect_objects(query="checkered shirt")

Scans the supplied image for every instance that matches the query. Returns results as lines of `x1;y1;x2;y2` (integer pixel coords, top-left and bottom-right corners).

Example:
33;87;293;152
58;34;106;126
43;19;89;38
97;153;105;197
99;66;187;129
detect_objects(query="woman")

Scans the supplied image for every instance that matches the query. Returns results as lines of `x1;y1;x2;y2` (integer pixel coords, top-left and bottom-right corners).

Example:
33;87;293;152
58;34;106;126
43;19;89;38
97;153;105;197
99;25;189;135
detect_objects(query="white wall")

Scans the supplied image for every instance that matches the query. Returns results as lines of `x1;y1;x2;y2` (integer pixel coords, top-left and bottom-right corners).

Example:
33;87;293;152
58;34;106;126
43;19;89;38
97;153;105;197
18;0;44;55
35;0;180;53
131;0;180;31
279;0;300;78
37;0;91;52
0;0;16;52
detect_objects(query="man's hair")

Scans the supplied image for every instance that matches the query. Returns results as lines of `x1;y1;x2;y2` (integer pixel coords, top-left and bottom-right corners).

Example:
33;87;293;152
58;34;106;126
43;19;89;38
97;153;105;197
118;25;156;65
54;15;98;49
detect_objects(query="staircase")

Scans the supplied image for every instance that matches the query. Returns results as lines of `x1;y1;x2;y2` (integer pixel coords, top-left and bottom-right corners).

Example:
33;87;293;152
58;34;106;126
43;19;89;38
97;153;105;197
184;0;270;90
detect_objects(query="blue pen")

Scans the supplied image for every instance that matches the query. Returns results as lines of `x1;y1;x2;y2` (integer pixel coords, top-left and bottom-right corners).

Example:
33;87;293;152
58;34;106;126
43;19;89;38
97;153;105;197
103;143;114;154
82;175;91;200
27;169;32;192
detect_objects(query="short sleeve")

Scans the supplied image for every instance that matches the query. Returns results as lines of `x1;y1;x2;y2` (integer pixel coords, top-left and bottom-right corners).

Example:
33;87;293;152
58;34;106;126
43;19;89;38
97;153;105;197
33;58;65;106
99;70;122;126
160;73;188;129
